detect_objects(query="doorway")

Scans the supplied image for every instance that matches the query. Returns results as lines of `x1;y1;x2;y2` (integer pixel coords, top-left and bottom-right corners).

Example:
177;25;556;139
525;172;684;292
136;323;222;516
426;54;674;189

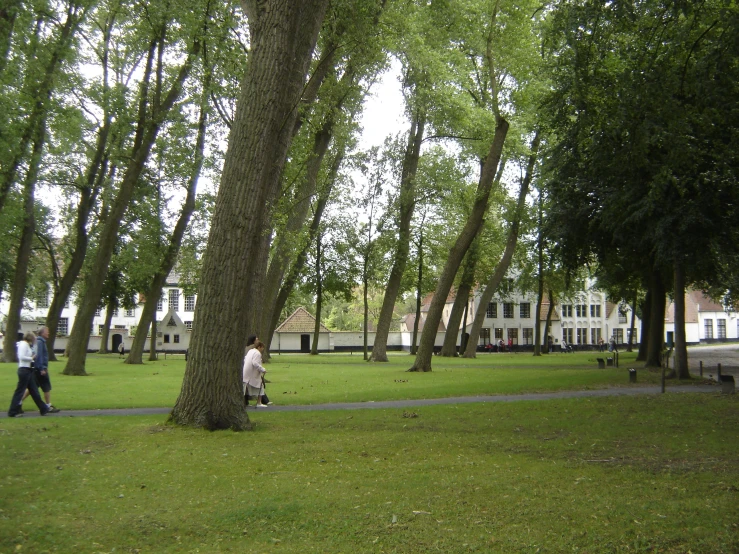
300;334;311;353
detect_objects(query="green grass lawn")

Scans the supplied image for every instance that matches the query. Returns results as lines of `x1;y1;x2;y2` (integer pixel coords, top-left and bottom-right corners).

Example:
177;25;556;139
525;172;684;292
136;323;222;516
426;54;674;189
1;350;684;410
1;393;737;553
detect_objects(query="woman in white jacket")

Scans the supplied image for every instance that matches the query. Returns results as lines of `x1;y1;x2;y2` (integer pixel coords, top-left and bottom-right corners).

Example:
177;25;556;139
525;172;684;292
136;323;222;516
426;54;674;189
243;339;268;408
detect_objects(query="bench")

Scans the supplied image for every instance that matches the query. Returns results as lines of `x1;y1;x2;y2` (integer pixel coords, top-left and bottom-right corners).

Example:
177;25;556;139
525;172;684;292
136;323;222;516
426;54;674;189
596;358;605;369
720;374;735;395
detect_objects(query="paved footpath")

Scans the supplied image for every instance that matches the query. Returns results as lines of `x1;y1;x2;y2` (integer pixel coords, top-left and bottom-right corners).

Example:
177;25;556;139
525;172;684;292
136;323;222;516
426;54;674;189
1;384;721;419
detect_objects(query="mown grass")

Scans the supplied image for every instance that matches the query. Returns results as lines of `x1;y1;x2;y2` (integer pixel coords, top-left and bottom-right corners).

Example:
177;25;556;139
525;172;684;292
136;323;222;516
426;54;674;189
1;350;683;410
1;393;737;553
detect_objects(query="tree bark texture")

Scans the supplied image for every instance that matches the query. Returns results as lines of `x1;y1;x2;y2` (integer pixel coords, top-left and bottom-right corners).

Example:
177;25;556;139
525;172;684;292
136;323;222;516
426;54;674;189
543;288;555;353
462;131;539;359
534;196;544;356
673;260;689;379
645;269;666;368
410;232;423;355
627;291;637;353
410;117;509;371
370;113;425;362
171;0;329;430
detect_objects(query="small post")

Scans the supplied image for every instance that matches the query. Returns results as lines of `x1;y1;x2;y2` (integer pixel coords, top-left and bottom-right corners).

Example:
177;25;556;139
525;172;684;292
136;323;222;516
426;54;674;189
615;351;619;368
661;366;665;393
629;368;636;383
700;360;703;377
717;363;722;382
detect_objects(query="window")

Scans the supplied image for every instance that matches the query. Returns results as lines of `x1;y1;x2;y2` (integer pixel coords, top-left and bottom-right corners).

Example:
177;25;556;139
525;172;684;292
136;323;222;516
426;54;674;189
618;311;627;324
156;296;164;311
57;318;68;336
577;328;588;344
590;304;601;317
520;302;531;319
112;308;119;317
174;335;180;343
718;319;726;339
98;325;105;335
522;328;533;345
185;321;193;331
627;328;636;344
561;305;572;317
503;303;514;318
507;328;518;342
125;309;135;317
63;298;70;309
486;302;497;318
95;308;102;316
185;295;196;312
591;328;602;344
481;328;491;341
494;328;503;340
704;319;713;339
36;292;49;309
576;304;587;317
613;328;624;343
169;289;180;311
163;334;170;343
562;328;573;344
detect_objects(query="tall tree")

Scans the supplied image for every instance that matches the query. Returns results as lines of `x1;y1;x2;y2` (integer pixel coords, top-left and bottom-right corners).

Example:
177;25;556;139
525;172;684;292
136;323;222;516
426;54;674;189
170;0;329;430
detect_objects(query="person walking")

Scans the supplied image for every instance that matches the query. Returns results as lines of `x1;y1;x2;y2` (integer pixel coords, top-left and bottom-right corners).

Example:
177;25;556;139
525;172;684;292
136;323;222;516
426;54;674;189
243;339;268;408
20;326;58;412
7;333;55;417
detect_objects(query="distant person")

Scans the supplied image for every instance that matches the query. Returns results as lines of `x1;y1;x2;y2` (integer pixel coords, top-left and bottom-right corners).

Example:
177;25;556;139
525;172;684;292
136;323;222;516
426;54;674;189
243;339;268;408
508;338;513;353
118;342;125;358
498;339;504;353
598;337;605;352
609;336;616;352
7;333;53;417
548;335;553;353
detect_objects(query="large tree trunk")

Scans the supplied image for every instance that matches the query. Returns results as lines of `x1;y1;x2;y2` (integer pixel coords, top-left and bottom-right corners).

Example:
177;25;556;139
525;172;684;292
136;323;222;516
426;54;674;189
170;0;328;430
440;240;478;357
126;73;207;365
148;315;157;361
645;269;666;368
542;288;555;353
311;233;322;356
673;260;689;379
98;296;115;354
410;117;509;372
370;112;425;362
63;24;201;376
636;288;651;362
463;131;540;359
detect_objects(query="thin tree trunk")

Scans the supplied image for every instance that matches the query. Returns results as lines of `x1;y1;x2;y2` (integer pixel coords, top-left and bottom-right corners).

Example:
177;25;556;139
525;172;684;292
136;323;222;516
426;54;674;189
171;0;329;430
99;297;115;354
441;240;478;357
370;112;425;362
149;313;158;361
534;196;544;356
673;260;689;379
636;288;651;362
363;260;369;360
63;23;201;376
411;231;423;355
311;232;322;355
126;64;209;364
627;290;637;352
463;131;540;358
1;125;41;362
543;288;555;353
410;117;509;372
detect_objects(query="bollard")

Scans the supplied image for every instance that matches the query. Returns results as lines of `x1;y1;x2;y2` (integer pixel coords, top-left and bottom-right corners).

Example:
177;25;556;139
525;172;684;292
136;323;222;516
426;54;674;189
717;363;722;382
615;352;619;368
629;368;636;383
700;360;703;377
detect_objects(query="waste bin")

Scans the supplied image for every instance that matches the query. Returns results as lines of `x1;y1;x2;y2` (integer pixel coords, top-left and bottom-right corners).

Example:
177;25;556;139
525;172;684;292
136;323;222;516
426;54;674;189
607;357;613;367
629;368;637;383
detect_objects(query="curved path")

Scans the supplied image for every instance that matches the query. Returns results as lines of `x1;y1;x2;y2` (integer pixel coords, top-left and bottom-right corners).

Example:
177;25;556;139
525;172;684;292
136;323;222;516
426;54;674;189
1;384;720;418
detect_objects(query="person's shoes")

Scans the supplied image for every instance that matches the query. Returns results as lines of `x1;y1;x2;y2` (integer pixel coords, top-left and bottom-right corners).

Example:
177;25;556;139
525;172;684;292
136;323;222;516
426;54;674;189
256;404;268;408
46;406;61;413
9;413;23;418
266;402;274;405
